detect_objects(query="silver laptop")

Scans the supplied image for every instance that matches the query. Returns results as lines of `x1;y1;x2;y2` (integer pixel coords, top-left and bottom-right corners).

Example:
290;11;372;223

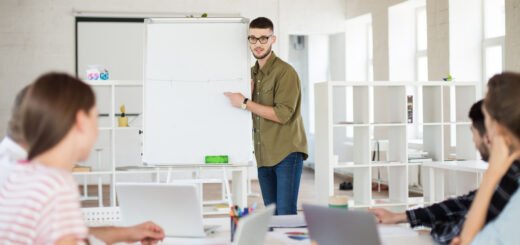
116;183;218;237
233;204;275;245
303;204;382;245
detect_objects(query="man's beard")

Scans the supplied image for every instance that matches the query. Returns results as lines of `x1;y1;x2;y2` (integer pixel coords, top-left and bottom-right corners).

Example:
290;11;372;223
253;46;272;60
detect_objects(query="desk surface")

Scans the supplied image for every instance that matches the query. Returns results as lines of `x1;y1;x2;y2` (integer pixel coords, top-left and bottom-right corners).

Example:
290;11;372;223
422;160;488;173
160;218;436;245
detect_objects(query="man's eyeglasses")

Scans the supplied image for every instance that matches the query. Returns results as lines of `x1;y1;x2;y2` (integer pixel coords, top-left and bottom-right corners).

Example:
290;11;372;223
248;35;272;44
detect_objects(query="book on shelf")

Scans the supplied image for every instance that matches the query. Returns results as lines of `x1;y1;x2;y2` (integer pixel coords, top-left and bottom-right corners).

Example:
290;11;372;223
407;95;413;123
72;165;91;172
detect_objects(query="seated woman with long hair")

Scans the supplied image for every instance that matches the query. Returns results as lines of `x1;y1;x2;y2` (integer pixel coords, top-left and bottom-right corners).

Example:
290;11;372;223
454;72;520;245
0;73;165;244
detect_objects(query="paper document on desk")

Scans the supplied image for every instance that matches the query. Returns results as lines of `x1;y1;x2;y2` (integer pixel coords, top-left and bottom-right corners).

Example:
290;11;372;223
269;215;307;228
377;225;419;237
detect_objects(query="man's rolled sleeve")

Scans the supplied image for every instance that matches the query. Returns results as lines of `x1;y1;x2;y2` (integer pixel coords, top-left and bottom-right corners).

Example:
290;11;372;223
273;69;300;124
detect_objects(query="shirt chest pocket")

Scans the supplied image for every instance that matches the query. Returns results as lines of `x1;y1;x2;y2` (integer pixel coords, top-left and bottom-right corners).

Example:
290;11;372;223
258;83;275;106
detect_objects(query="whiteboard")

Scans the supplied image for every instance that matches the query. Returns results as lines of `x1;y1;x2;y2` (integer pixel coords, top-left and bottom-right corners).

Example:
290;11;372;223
143;18;253;165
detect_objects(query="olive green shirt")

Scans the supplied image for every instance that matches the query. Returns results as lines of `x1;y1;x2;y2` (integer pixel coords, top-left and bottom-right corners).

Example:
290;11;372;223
251;52;308;167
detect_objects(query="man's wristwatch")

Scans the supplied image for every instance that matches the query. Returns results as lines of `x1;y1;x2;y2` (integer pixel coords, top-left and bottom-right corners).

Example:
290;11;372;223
241;98;249;110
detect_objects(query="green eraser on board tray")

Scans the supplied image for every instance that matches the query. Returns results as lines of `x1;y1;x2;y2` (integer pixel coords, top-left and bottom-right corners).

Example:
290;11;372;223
205;155;229;164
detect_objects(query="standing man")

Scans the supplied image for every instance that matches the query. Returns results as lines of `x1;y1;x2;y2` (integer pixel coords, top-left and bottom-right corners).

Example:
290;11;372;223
225;17;308;215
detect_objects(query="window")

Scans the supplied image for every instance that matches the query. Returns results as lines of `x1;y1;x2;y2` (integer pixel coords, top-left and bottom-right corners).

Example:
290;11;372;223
482;0;505;86
484;0;505;39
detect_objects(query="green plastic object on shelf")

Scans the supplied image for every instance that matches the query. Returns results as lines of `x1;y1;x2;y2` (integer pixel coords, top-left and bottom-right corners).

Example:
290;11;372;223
205;155;229;164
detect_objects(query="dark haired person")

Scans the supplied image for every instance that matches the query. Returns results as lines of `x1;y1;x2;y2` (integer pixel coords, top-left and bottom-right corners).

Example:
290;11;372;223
369;99;518;244
453;72;520;245
225;17;308;215
0;73;164;244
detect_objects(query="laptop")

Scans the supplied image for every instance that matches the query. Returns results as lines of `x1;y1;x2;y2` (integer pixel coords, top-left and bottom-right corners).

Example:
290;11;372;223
233;204;275;245
303;204;382;245
116;183;218;237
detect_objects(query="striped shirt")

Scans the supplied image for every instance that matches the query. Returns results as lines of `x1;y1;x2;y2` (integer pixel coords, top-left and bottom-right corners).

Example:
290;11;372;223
0;162;88;244
406;160;520;244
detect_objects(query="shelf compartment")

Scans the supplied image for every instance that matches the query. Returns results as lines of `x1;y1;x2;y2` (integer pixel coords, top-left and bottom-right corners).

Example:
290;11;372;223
422;86;442;123
114;86;143;128
456;124;479;160
373;86;407;124
332;85;370;124
422;125;443;161
371;126;407;164
387;165;408;204
353;168;372;206
92;86;113;128
455;85;477;123
333;126;370;166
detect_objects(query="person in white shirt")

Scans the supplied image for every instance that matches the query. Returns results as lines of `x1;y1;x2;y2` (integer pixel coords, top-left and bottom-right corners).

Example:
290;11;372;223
0;86;28;186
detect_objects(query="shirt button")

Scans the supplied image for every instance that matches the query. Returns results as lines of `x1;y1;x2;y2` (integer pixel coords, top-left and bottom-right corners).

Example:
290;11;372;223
258;80;261;83
256;92;259;95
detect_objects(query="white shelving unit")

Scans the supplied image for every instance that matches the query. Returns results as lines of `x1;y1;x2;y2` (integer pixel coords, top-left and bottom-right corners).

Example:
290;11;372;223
315;81;479;211
73;80;142;207
74;80;249;215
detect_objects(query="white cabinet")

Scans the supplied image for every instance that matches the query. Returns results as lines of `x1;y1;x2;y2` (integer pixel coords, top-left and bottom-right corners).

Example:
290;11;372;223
315;81;479;211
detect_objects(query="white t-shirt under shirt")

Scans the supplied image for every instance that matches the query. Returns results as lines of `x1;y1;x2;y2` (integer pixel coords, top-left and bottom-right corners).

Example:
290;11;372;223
0;161;88;244
0;137;27;187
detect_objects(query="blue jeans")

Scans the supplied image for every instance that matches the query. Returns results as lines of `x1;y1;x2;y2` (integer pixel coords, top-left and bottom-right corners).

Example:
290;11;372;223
257;152;303;215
